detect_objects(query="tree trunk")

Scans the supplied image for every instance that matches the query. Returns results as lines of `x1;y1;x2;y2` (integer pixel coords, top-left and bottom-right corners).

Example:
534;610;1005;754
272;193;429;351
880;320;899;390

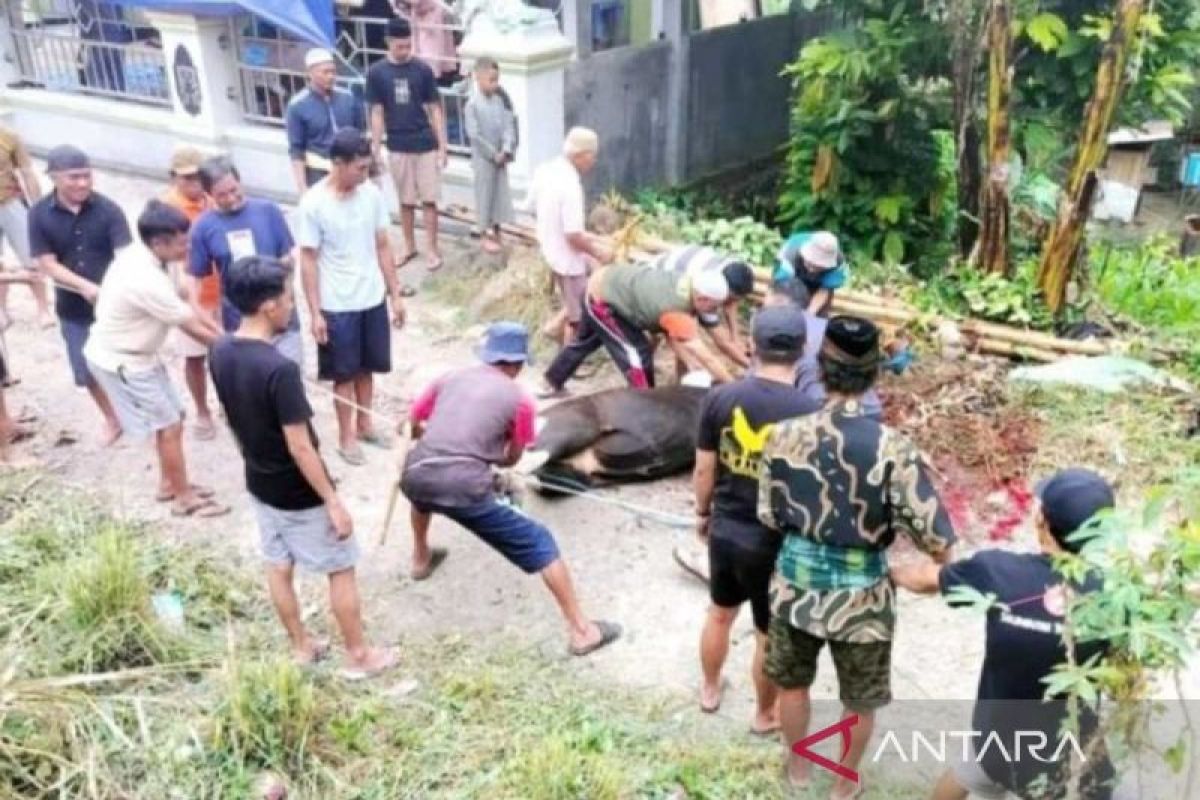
976;0;1012;275
950;0;985;258
1037;0;1146;313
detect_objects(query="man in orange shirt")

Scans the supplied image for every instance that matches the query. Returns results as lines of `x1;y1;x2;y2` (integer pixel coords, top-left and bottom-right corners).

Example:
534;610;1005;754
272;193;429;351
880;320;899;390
162;146;220;440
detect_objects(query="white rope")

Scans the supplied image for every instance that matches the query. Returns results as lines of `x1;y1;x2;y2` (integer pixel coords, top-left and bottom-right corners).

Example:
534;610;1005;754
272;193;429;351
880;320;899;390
40;278;696;531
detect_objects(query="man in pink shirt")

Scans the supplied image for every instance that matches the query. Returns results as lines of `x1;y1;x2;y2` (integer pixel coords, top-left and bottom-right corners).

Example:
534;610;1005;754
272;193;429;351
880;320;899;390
400;321;621;656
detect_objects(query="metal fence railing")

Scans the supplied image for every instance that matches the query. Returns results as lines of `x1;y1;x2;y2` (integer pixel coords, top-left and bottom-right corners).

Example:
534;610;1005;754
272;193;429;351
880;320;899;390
5;1;170;106
232;13;471;156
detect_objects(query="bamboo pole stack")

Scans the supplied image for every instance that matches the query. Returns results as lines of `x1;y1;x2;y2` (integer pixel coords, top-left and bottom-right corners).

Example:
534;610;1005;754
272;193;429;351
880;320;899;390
439;207;1113;364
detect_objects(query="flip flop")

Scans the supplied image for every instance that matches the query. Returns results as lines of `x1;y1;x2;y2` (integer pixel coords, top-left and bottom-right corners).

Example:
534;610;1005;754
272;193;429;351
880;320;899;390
293;639;331;668
750;721;782;737
194;418;217;441
171;497;231;518
569;620;622;657
357;430;393;450
426;254;444;272
156;484;215;503
699;678;729;714
396;251;418;269
339;647;400;682
400;285;418;298
337;445;367;466
411;547;448;581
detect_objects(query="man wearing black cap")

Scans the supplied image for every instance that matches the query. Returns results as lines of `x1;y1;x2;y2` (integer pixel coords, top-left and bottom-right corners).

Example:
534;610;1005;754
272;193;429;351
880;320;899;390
758;315;955;797
891;468;1118;800
28;144;130;445
693;305;821;733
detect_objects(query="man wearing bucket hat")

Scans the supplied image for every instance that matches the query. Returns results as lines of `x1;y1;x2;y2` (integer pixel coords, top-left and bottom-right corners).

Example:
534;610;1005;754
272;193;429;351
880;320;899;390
540;261;737;396
758;316;955;797
891;468;1119;800
402;321;622;657
774;230;847;316
286;48;365;195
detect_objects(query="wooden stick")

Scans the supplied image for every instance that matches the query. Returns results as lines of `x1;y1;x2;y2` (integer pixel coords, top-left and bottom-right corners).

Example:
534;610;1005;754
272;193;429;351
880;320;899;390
378;422;411;548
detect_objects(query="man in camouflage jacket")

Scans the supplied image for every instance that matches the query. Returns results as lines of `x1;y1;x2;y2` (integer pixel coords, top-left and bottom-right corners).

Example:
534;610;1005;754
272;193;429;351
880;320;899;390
757;316;956;798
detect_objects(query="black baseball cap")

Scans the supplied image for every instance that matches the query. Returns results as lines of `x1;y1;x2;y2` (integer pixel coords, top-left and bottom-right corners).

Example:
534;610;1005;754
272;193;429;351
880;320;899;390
1035;468;1115;551
46;144;90;173
823;316;879;361
752;305;806;357
386;17;412;39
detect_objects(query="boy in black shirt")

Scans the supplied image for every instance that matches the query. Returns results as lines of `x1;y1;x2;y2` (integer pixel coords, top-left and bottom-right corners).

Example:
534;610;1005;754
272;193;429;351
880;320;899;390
210;255;396;680
694;305;821;733
891;468;1118;799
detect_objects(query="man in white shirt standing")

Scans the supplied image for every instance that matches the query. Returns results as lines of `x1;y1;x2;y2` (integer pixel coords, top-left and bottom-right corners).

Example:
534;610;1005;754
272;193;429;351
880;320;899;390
529;127;611;350
84;200;227;516
298;129;407;467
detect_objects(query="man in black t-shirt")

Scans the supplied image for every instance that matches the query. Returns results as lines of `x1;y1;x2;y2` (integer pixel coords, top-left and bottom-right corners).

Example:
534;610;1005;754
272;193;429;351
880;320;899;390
209;255;396;680
366;17;448;271
694;305;820;733
891;468;1119;800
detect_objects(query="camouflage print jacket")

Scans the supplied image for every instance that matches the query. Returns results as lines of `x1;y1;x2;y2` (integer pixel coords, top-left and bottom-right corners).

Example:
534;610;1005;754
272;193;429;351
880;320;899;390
758;398;955;642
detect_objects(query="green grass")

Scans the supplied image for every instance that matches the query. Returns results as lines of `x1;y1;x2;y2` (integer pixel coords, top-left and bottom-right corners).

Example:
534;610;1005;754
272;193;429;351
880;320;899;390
0;473;929;799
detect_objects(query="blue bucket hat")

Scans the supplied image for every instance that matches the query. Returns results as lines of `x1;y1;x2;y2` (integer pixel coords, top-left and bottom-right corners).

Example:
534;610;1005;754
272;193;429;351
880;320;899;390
477;321;532;365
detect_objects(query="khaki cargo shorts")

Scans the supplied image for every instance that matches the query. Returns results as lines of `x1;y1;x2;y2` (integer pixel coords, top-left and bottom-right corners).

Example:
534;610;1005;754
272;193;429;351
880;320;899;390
389;151;441;206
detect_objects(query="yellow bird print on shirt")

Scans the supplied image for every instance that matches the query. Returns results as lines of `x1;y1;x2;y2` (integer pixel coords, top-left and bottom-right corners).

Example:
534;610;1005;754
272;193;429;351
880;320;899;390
720;407;776;477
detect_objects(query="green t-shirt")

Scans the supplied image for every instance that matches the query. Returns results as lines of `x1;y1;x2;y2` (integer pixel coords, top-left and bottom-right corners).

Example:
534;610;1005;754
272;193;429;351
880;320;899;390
599;264;692;332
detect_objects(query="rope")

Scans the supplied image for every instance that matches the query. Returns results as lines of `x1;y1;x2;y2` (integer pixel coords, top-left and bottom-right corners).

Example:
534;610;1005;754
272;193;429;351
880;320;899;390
37;277;697;531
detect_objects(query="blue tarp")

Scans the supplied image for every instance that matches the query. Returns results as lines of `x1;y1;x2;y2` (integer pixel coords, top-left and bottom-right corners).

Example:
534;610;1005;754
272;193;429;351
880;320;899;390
113;0;334;45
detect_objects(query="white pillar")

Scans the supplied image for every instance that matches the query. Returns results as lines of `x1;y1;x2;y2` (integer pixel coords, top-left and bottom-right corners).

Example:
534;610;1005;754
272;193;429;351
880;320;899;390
142;11;244;147
458;29;575;203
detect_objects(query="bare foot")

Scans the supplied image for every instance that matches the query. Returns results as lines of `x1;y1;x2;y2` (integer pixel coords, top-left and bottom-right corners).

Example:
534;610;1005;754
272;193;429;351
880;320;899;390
100;421;123;447
37;312;55;330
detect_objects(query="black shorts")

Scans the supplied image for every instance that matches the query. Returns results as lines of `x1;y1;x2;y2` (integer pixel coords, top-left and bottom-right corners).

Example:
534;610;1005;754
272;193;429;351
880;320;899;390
317;302;391;383
708;519;780;633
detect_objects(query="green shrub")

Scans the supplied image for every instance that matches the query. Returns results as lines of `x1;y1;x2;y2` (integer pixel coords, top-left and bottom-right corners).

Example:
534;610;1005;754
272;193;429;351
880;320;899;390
211;657;320;774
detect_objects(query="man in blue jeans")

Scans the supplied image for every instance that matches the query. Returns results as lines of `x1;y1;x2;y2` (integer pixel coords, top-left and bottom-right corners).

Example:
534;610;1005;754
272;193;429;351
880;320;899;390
401;321;621;657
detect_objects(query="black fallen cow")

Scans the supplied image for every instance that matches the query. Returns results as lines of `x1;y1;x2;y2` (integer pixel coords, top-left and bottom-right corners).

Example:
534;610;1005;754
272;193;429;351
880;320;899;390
528;386;707;491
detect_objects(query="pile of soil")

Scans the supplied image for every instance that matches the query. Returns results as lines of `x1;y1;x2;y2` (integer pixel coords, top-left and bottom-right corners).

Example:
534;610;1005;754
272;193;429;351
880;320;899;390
882;358;1042;544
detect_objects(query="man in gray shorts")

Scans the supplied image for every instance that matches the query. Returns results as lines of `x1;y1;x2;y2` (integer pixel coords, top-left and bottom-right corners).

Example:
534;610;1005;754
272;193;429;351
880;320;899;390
0;125;51;329
210;254;396;679
84;200;227;517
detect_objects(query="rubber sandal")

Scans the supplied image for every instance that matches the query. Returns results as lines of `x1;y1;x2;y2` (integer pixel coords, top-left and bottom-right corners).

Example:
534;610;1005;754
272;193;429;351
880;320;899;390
357;430;393;450
339;647;399;682
411;547;448;581
699;678;729;714
337;445;367;466
171;497;230;518
570;620;622;657
293;639;331;668
426;254;444;272
396;251;418;269
749;721;782;737
194;419;217;441
156;484;215;503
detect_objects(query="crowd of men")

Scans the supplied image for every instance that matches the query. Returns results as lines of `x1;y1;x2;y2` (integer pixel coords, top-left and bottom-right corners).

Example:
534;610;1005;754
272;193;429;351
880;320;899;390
0;15;1123;800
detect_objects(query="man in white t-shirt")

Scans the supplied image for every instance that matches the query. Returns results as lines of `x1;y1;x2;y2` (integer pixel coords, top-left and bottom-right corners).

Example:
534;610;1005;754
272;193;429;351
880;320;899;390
528;127;612;346
298;128;407;467
84;200;226;516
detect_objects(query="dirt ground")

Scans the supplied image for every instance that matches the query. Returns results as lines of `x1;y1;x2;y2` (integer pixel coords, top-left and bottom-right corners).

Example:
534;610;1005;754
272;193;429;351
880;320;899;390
8;166;1188;745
